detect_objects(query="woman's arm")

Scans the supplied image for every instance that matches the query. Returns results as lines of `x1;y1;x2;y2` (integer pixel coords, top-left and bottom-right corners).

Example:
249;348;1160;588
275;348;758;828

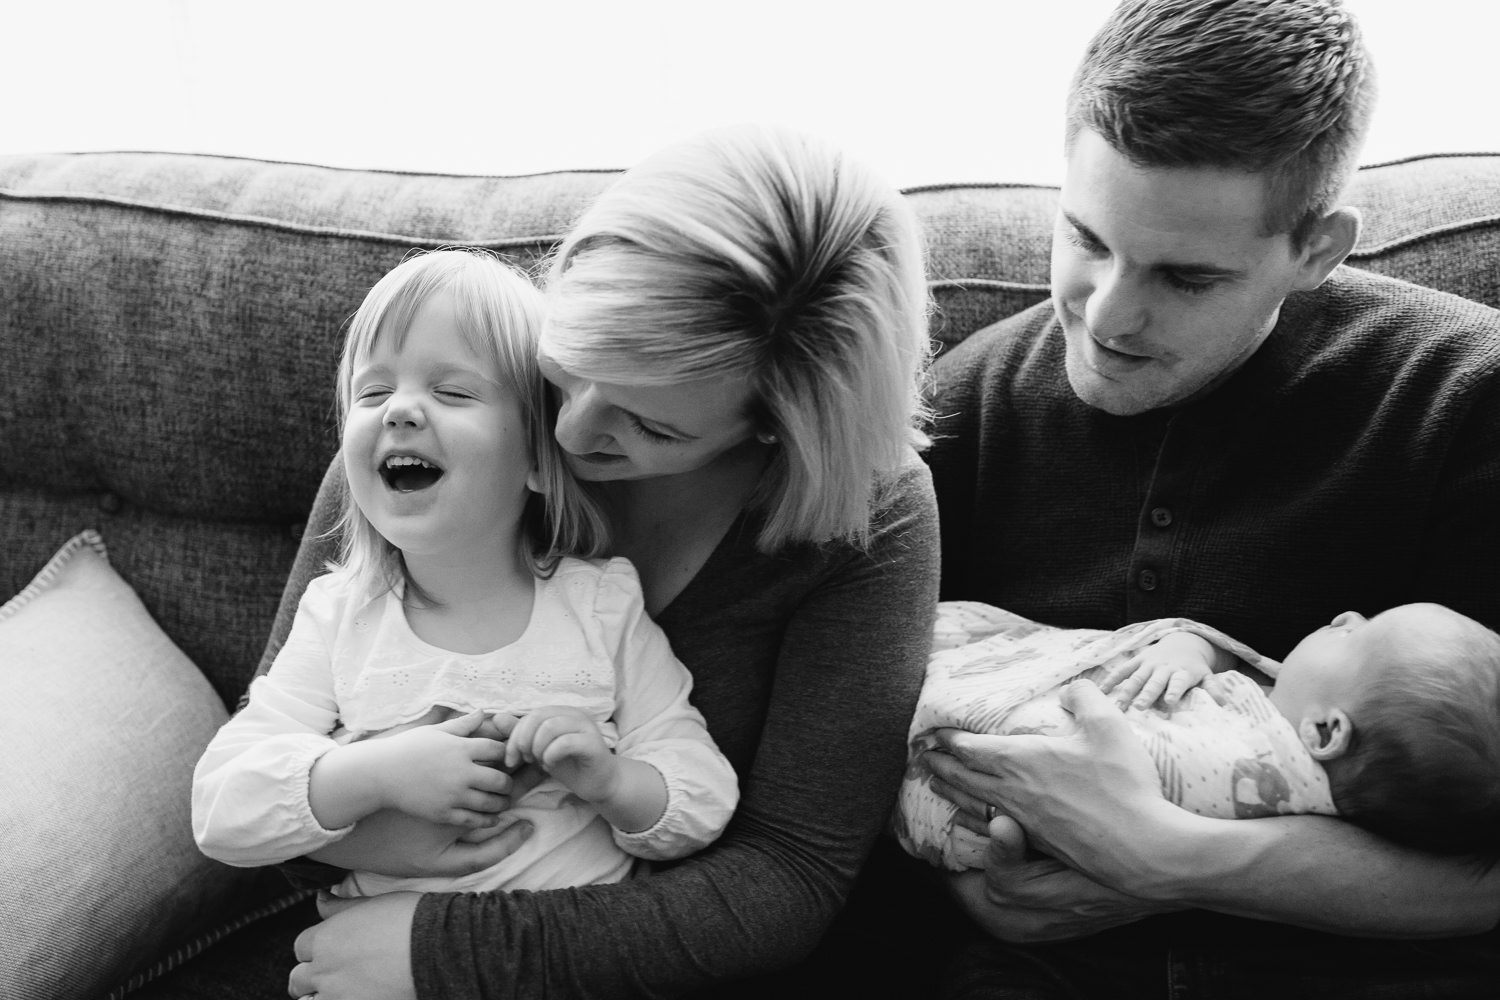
926;680;1500;939
401;460;941;998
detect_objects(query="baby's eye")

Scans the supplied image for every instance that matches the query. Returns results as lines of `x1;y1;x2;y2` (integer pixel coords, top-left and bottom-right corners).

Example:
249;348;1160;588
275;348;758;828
435;386;478;400
354;386;391;403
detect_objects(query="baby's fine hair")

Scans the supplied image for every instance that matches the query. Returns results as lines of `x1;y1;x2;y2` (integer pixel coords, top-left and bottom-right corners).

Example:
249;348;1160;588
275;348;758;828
541;123;932;553
1067;0;1376;248
1330;605;1500;866
334;248;606;600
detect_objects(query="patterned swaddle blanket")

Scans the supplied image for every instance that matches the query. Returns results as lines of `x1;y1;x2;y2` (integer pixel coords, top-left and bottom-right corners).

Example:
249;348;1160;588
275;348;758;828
895;602;1337;870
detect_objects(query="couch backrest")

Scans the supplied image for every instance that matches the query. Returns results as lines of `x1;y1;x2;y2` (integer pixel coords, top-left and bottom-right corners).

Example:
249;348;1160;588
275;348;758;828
3;151;1499;706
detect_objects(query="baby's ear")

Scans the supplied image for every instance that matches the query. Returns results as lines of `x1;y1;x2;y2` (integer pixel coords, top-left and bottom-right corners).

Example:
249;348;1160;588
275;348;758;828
1298;708;1353;761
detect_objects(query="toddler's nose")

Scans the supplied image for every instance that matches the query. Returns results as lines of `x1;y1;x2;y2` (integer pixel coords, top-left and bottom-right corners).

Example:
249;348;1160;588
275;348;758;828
383;394;425;429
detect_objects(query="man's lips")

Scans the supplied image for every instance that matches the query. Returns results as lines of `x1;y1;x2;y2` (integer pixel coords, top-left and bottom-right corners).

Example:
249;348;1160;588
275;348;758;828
1083;332;1156;370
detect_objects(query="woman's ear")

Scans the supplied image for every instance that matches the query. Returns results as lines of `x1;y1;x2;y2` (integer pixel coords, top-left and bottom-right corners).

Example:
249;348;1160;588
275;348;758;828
1292;207;1361;291
526;464;544;495
1298;708;1354;761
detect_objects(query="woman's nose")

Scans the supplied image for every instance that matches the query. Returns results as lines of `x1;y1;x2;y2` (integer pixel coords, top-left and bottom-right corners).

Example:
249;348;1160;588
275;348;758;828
552;382;611;452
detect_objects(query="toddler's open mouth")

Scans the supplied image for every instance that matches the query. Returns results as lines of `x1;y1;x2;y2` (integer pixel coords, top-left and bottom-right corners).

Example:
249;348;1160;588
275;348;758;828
380;455;444;492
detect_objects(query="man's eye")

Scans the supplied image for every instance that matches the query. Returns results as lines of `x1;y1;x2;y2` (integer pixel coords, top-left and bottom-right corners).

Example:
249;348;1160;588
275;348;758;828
1163;273;1215;295
1063;230;1106;256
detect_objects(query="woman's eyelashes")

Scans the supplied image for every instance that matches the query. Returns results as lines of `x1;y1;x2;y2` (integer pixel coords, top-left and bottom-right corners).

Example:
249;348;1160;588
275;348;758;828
627;414;679;443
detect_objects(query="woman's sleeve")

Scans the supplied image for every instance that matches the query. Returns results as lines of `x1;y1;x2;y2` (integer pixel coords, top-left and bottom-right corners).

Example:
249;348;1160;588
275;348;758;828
595;559;739;862
192;576;354;865
411;460;941;998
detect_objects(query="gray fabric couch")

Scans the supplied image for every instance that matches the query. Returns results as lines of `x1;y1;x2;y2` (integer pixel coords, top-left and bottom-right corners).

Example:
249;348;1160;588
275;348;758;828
3;149;1499;997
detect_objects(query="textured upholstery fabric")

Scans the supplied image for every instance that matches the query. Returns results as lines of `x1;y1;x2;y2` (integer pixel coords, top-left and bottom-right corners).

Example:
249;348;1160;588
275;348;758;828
0;530;244;999
3;149;1500;992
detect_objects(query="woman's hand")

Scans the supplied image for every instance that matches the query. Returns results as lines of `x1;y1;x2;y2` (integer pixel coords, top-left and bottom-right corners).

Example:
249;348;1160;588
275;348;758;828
308;807;534;877
288;891;418;1000
923;679;1192;903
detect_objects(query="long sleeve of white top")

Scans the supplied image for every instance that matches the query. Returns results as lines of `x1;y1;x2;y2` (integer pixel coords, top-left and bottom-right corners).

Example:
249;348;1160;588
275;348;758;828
590;558;738;860
191;577;354;866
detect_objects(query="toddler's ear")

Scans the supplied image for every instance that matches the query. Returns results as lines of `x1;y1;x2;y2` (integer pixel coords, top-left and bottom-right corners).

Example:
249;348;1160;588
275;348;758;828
1298;708;1353;761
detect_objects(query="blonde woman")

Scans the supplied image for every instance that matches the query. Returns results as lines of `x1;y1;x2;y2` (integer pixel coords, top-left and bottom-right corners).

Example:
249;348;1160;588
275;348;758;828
276;125;939;999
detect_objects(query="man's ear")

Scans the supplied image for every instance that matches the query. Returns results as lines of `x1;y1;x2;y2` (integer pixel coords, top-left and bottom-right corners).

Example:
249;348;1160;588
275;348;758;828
1298;708;1354;761
1292;206;1361;291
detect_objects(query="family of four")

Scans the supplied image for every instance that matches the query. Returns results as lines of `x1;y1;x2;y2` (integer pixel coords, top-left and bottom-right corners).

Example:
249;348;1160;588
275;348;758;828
183;0;1500;997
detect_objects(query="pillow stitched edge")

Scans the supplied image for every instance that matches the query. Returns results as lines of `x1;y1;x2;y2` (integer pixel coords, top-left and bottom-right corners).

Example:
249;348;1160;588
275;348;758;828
0;528;106;623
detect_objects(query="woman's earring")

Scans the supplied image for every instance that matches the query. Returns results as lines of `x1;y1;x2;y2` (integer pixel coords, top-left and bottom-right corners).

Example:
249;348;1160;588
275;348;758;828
756;431;779;445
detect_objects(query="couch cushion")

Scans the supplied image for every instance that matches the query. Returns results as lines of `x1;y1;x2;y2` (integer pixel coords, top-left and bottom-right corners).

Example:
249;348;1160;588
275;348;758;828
0;155;618;705
3;151;1499;706
0;529;247;999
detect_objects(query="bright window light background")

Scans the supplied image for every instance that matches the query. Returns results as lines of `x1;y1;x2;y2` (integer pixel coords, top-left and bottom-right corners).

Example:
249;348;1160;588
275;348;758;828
6;0;1496;189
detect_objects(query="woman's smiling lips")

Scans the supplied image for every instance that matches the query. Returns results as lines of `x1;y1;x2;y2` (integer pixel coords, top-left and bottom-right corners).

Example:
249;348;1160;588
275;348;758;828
569;451;627;466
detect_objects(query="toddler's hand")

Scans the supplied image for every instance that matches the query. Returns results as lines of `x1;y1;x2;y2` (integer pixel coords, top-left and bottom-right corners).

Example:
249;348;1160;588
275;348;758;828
368;710;513;827
504;705;617;804
1097;631;1214;709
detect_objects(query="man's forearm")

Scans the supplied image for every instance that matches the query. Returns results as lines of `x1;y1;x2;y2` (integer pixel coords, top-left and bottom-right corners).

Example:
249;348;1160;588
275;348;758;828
1121;810;1500;938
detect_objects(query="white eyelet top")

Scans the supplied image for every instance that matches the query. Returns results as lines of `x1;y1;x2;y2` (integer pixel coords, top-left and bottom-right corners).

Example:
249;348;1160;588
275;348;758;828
191;556;738;893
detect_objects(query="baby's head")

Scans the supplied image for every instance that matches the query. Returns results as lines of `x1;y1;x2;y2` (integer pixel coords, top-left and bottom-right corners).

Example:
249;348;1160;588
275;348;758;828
335;248;605;598
1272;603;1500;861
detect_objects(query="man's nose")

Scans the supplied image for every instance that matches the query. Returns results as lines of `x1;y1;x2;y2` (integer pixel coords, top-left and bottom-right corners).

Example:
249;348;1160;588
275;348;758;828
1083;264;1147;343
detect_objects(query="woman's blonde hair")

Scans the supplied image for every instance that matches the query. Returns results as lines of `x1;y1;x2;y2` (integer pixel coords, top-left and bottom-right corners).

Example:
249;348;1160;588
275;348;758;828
542;124;931;552
335;248;606;601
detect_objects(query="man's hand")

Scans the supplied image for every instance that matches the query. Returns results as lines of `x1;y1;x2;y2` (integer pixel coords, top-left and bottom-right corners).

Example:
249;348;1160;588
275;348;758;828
946;814;1172;943
924;680;1190;897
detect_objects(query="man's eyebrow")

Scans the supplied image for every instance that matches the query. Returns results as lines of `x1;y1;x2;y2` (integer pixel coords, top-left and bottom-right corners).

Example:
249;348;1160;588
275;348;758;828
1061;210;1245;278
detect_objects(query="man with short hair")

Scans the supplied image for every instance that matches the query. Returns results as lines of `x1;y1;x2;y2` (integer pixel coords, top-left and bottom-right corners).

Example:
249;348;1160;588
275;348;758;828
922;0;1500;994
